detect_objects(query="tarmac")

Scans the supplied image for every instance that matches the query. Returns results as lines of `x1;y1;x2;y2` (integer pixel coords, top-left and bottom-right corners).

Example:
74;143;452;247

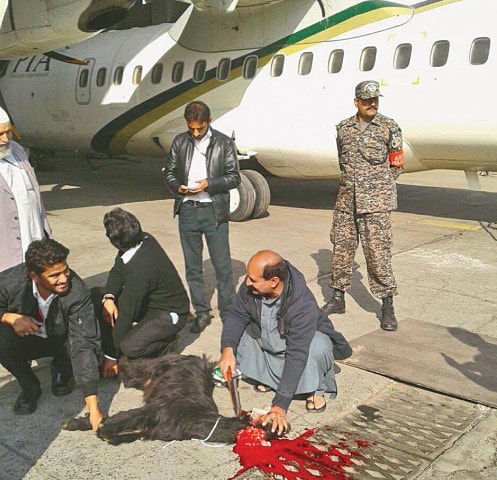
1;156;496;479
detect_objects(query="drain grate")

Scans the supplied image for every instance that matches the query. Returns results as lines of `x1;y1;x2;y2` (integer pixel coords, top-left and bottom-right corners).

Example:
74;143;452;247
234;383;484;479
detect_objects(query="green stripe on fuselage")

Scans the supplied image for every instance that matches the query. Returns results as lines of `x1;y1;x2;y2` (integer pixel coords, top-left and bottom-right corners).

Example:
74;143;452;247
91;0;457;154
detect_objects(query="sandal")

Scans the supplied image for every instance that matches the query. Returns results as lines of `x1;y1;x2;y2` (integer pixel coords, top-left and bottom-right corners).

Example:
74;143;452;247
306;395;327;413
253;383;272;393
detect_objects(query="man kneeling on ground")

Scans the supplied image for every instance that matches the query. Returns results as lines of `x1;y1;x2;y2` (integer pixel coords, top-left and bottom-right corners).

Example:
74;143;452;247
219;250;352;434
0;238;104;430
96;208;191;377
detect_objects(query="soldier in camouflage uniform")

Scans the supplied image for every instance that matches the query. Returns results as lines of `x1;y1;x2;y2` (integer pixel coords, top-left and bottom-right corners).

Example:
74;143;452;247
322;80;404;331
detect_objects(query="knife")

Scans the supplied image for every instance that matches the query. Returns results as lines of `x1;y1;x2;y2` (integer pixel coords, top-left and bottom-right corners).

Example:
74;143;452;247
226;367;242;417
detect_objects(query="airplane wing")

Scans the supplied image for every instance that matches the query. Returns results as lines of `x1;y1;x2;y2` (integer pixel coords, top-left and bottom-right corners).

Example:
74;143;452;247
0;0;134;59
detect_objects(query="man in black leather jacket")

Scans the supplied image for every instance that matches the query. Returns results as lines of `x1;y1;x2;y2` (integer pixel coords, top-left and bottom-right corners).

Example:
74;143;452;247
163;101;241;333
0;238;104;429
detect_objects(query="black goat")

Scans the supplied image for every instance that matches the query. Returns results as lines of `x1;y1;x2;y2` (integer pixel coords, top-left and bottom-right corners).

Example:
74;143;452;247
96;354;250;445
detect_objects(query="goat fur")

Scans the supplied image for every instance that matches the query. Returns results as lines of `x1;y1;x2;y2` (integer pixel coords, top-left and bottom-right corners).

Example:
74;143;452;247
97;353;250;445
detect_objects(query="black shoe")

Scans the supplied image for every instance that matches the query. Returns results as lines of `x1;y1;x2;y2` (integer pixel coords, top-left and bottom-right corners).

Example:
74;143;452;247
14;386;41;415
322;289;345;315
190;313;212;333
51;370;75;396
380;296;398;331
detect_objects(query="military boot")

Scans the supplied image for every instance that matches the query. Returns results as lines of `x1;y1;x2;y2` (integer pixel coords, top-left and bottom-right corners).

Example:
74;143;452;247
380;296;398;331
322;289;345;315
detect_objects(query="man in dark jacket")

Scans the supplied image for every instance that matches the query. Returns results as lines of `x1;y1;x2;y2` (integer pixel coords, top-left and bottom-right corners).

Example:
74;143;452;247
0;238;104;430
163;100;241;333
96;208;190;378
219;250;352;434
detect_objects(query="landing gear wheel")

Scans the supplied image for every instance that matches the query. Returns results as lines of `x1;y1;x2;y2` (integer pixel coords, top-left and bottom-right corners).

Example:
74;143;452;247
229;172;256;222
241;169;270;219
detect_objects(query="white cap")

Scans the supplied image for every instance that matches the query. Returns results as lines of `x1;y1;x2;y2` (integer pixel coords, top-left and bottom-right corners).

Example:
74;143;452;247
0;107;10;124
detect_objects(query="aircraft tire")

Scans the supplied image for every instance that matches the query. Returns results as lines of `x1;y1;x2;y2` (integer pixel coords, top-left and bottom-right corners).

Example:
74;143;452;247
229;172;256;222
241;169;270;219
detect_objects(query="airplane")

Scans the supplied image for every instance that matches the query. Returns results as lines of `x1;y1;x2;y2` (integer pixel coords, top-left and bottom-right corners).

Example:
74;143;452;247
0;0;136;59
0;0;495;221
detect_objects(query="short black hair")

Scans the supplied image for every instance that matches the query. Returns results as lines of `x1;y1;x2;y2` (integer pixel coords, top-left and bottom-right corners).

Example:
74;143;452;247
25;238;70;275
103;208;144;251
184;101;210;122
262;259;288;281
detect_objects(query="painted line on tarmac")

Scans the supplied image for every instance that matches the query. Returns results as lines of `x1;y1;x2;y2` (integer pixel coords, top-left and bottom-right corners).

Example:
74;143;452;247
417;219;481;231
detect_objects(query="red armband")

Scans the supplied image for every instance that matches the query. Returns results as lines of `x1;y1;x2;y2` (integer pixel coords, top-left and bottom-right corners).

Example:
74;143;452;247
388;150;404;168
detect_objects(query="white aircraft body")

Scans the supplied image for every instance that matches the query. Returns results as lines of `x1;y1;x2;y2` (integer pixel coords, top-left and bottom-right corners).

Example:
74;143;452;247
0;0;496;220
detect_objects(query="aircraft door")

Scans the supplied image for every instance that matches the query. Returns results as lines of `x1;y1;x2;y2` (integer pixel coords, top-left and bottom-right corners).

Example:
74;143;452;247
75;58;95;105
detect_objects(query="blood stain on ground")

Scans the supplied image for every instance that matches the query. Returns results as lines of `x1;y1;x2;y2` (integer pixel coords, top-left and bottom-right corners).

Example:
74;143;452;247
230;426;372;479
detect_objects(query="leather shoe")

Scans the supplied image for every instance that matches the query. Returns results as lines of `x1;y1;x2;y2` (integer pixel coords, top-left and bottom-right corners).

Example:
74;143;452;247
380;296;398;331
190;313;212;333
14;386;41;415
52;370;75;396
322;289;345;315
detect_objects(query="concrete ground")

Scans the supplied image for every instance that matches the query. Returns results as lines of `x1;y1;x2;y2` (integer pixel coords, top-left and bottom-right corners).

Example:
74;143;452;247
0;156;496;479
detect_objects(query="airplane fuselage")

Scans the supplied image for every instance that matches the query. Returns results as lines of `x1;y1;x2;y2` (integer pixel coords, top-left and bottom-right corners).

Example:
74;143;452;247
0;0;496;180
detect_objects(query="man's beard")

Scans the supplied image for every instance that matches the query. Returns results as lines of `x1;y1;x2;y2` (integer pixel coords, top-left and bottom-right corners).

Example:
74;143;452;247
0;143;12;159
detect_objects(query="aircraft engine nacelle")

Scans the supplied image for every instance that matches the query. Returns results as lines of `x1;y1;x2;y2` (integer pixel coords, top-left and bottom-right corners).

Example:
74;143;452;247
0;0;134;59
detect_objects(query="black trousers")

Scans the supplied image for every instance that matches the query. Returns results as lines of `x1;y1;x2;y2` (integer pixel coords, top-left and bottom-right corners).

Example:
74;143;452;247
91;287;188;359
0;323;72;392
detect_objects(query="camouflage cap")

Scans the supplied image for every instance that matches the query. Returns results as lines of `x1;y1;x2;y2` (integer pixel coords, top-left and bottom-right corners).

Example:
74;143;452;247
355;80;383;99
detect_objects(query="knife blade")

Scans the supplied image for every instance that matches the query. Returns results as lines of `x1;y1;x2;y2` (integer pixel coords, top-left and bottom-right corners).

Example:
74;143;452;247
226;367;242;417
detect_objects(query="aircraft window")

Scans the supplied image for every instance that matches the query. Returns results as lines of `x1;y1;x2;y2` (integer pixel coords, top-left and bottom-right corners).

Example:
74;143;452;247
172;62;184;83
79;69;89;88
328;49;344;74
113;66;124;85
431;40;450;67
298;52;313;76
133;65;143;85
243;56;258;79
470;37;490;65
194;60;207;83
394;43;412;69
360;46;377;71
96;68;107;87
271;54;285;77
151;63;163;84
217;58;231;81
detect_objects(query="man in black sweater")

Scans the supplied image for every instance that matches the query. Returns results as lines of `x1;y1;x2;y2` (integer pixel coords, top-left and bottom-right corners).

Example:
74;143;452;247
96;208;190;377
